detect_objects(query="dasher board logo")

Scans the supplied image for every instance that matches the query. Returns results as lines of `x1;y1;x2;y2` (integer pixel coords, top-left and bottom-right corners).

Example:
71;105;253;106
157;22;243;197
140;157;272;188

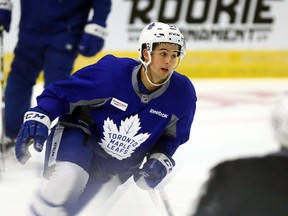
126;0;284;43
99;114;150;160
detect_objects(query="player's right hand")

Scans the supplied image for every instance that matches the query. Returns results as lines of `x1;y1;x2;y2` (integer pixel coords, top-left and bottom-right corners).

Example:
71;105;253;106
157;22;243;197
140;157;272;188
0;0;12;32
133;153;175;190
15;108;51;164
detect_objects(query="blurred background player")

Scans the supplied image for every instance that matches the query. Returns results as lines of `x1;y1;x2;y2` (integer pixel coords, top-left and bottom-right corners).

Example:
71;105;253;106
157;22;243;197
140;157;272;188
14;22;197;215
191;91;288;216
0;0;111;151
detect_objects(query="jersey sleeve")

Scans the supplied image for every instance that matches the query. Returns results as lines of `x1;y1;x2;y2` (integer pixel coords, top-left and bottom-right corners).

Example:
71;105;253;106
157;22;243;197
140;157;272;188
35;55;116;120
90;0;112;26
150;78;197;157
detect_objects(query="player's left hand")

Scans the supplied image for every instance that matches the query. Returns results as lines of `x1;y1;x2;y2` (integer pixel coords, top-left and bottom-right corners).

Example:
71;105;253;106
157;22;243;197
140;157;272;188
133;153;175;190
78;23;107;57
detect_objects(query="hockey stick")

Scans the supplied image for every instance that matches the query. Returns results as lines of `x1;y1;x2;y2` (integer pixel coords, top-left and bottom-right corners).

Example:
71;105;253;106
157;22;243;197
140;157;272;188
0;25;5;175
148;188;175;216
158;188;175;216
148;189;161;208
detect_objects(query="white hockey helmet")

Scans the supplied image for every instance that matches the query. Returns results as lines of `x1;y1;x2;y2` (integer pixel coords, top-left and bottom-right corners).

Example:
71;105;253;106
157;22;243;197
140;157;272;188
138;22;186;68
271;91;288;148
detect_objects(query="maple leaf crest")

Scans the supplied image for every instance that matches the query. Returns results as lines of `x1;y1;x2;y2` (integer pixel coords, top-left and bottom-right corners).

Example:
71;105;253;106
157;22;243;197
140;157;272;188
99;114;150;160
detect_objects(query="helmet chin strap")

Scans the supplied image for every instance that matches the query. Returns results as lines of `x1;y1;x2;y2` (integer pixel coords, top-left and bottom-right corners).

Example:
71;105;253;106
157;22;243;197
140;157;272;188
143;67;173;87
141;52;174;87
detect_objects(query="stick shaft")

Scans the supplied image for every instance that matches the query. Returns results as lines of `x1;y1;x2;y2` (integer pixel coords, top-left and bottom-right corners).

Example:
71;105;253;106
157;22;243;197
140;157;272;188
148;189;175;216
0;26;5;173
158;189;175;216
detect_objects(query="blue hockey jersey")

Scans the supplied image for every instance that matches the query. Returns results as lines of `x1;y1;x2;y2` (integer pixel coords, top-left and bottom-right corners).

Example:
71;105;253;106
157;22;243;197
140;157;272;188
19;0;111;49
36;55;197;167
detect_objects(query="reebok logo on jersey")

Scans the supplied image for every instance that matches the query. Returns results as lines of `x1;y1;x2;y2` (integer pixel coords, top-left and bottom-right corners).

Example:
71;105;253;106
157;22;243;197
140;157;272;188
149;109;168;118
111;98;128;111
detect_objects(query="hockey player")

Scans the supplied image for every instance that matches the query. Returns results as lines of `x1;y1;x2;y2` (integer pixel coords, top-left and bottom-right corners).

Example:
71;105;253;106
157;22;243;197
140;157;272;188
0;0;111;151
15;22;197;215
192;92;288;216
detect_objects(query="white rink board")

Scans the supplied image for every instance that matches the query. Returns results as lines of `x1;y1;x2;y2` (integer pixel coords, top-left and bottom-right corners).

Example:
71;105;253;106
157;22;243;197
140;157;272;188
5;0;288;53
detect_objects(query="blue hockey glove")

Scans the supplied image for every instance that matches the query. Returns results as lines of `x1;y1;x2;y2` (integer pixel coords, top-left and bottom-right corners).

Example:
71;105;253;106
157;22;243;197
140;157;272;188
133;153;175;190
0;0;12;32
15;109;51;164
78;23;107;57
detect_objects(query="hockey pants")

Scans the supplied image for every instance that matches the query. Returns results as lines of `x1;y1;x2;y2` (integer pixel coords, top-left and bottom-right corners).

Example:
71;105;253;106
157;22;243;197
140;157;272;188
30;125;128;215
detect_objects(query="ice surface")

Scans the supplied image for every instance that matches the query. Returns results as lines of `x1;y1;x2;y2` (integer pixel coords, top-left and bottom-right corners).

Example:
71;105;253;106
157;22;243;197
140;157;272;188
0;79;287;216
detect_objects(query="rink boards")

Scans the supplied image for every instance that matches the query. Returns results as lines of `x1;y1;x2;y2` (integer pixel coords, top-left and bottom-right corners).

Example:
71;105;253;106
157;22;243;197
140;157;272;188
3;50;288;81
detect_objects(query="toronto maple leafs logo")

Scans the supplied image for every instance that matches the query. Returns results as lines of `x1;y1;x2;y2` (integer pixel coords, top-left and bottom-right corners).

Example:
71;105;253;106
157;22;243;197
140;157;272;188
99;114;150;160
